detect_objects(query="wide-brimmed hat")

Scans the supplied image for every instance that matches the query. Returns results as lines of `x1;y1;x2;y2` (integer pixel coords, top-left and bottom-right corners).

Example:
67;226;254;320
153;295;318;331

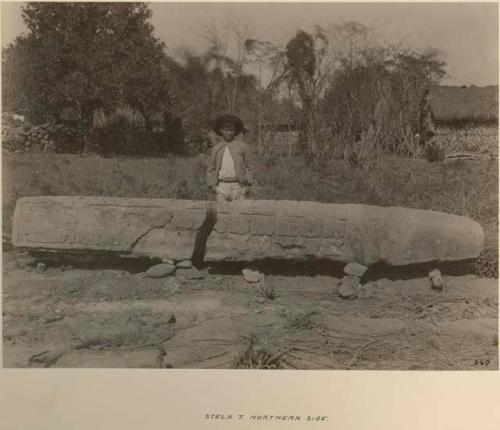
212;114;245;136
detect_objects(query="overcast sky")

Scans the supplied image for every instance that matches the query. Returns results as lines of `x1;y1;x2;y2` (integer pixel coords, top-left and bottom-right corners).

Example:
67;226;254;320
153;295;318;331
1;2;498;86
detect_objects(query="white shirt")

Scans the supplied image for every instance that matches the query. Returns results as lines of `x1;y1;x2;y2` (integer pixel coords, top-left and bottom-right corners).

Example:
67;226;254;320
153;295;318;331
218;146;237;181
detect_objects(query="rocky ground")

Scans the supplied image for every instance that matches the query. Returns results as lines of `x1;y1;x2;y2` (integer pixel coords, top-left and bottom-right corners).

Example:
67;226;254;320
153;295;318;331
2;251;498;370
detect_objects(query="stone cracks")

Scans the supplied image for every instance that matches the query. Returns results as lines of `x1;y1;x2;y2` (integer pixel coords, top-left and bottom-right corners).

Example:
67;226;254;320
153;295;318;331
13;197;485;266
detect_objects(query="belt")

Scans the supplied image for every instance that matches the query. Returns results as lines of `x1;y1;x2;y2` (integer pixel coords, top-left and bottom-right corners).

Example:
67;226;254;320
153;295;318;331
218;178;238;183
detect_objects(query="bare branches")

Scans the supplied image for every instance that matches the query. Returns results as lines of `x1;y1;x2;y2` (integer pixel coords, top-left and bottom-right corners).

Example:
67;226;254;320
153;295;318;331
199;15;254;113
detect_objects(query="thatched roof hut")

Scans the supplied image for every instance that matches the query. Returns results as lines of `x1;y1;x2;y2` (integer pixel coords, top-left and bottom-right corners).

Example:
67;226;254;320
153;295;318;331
430;85;498;125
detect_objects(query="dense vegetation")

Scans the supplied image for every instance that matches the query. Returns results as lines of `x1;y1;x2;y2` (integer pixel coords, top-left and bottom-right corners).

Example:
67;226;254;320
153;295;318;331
5;3;495;159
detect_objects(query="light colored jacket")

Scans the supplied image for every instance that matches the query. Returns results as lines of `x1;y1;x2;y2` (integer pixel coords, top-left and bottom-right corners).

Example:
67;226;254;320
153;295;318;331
207;139;254;188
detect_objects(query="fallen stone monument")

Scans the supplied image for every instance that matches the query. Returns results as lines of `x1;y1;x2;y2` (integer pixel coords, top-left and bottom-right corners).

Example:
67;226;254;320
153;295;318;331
12;196;484;266
206;200;484;265
12;196;209;261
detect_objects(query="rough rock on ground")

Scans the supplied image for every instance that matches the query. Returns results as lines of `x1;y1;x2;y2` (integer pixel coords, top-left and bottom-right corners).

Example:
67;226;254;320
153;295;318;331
162;259;175;265
338;275;360;299
344;262;368;277
146;263;176;278
429;268;446;291
242;268;265;284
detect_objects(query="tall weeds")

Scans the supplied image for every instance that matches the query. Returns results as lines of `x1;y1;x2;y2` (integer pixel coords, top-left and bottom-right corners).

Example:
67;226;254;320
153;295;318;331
3;151;497;244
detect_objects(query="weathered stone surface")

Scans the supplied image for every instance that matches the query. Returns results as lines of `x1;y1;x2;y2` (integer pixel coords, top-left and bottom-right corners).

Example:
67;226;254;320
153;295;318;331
205;200;484;266
146;263;176;278
344;262;368;277
13;197;484;267
12;196;209;260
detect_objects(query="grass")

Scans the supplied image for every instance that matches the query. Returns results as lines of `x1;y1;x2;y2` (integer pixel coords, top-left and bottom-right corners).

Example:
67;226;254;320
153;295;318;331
232;336;287;369
256;155;498;226
2;153;208;242
2;145;497;247
281;310;317;330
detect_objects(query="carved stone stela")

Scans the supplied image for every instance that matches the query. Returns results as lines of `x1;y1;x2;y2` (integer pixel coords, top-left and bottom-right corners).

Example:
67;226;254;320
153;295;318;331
13;197;484;265
13;197;208;261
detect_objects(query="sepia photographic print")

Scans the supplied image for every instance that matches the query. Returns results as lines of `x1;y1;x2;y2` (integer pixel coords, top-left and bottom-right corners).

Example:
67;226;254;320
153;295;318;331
1;1;498;373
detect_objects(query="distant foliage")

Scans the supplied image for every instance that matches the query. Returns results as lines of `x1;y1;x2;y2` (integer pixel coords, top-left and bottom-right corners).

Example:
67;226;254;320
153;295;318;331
89;107;186;156
323;45;446;159
253;23;448;161
167;49;258;153
2;2;174;155
2;10;494;159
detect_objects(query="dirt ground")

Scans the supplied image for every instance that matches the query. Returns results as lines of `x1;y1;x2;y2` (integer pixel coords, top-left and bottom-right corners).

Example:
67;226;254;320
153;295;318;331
2;250;498;370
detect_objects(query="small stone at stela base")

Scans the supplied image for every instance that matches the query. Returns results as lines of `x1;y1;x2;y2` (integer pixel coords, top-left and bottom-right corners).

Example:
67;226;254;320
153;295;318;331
338;276;360;299
343;262;368;277
242;268;264;283
429;269;444;291
338;284;358;299
162;259;175;265
176;259;192;269
146;263;176;278
36;262;46;271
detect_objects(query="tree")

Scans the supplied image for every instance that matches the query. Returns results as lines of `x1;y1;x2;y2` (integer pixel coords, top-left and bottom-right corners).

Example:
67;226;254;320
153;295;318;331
285;28;331;158
167;50;222;151
166;48;258;152
2;35;37;116
201;17;254;114
323;38;447;158
244;38;289;154
3;3;172;137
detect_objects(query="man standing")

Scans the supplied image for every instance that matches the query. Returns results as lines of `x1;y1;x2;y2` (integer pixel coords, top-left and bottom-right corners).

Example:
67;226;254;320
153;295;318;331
207;114;254;202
